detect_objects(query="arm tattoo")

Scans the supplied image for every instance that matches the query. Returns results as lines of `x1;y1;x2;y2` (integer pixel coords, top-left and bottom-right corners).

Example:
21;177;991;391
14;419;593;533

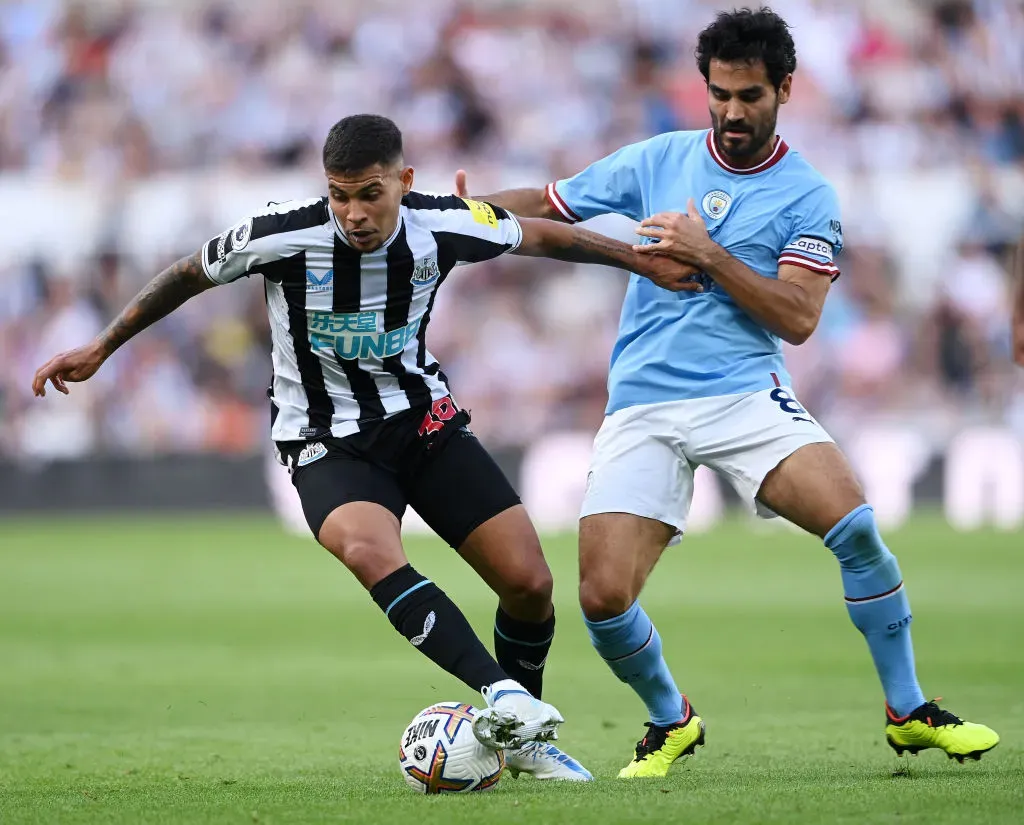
545;225;636;269
97;251;213;357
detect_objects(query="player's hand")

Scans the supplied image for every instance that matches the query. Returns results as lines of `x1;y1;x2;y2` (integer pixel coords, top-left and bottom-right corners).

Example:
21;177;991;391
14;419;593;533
455;169;470;198
32;341;106;397
633;200;714;267
632;252;704;293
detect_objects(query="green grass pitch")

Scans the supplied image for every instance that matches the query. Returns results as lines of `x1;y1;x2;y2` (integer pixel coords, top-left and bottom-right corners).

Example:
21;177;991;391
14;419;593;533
1;515;1021;824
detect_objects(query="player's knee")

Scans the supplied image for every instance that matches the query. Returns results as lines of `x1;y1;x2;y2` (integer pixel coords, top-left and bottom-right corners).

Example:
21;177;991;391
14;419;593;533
826;504;894;567
578;576;634;622
336;537;392;578
499;563;553;618
316;503;405;587
320;531;402;587
523;563;554;605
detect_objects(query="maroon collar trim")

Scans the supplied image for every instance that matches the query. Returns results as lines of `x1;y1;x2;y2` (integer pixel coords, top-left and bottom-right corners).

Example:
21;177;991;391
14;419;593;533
705;130;789;175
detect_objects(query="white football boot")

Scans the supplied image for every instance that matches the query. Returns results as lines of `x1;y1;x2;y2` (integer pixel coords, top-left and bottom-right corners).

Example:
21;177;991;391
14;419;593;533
504;741;594;781
472;679;564;749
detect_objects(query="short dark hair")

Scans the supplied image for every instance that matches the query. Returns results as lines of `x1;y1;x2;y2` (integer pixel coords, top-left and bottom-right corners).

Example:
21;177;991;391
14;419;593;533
695;7;797;90
322;114;403;174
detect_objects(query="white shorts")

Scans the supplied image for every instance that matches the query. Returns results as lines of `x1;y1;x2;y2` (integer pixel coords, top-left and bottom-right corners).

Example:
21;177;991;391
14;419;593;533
580;387;834;534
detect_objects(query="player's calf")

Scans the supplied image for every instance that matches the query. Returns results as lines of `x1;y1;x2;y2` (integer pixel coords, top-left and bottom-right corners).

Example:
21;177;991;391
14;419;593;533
758;446;931;721
578;513;688;735
493;606;555;700
825;504;926;716
583;601;685;729
370;563;507;692
317;501;507;694
456;505;557;698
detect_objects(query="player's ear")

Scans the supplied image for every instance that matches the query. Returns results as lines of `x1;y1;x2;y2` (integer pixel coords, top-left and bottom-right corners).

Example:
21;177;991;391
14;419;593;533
777;74;792;105
400;166;415;194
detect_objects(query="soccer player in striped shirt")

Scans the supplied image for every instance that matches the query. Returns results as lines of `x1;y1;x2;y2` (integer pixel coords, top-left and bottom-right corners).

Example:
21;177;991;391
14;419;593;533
456;7;999;777
32;114;700;781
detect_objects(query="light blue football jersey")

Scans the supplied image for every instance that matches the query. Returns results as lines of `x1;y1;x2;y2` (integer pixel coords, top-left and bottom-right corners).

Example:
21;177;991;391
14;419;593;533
548;129;843;413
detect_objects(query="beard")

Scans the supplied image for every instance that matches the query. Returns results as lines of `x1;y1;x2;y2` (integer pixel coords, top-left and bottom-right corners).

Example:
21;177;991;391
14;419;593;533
711;108;778;163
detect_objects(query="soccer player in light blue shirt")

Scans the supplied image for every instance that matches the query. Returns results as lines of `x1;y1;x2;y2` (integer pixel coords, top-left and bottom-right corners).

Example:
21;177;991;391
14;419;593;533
459;7;998;777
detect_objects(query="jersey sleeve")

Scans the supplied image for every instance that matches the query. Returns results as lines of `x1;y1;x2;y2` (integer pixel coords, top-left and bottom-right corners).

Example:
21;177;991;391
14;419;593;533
407;193;523;266
778;185;844;281
201;200;321;285
547;138;658;223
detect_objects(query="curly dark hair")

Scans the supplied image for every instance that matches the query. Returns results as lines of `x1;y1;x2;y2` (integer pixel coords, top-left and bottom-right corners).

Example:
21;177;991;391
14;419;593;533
695;7;797;90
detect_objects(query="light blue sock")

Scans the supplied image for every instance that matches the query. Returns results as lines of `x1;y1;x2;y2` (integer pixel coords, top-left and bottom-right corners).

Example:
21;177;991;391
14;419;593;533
584;601;682;726
825;504;926;716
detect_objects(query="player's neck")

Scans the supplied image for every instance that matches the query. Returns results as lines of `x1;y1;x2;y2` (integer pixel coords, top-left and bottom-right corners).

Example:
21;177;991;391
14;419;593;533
720;134;779;170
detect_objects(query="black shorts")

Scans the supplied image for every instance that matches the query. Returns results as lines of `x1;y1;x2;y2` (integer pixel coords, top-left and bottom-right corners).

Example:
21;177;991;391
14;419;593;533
275;398;521;548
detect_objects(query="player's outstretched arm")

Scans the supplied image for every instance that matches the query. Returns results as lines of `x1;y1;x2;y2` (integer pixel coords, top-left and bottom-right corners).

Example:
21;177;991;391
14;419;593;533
455;169;560;220
514;217;701;292
32;250;214;396
1013;233;1024;368
634;202;829;344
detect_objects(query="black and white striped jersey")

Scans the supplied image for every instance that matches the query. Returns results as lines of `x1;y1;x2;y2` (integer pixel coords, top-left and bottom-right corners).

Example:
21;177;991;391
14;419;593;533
200;192;523;442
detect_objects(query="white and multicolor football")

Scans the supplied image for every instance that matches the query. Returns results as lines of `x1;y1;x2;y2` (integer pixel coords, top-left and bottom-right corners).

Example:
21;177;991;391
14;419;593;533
398;702;504;794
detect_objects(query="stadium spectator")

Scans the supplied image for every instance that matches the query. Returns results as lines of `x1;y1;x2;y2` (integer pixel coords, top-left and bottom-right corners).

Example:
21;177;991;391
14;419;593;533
1;0;1021;459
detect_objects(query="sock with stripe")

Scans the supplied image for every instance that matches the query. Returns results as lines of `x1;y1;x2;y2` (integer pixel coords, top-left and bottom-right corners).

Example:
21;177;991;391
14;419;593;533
370;564;506;692
584;601;682;726
825;504;926;716
493;606;555;700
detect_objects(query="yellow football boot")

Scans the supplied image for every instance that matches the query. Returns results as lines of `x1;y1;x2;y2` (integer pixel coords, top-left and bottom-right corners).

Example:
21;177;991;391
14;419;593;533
886;700;999;763
618;696;705;779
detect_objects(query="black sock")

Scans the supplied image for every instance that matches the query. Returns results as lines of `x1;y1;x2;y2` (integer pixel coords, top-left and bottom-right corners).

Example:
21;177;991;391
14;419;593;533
370;564;507;692
494;606;555;700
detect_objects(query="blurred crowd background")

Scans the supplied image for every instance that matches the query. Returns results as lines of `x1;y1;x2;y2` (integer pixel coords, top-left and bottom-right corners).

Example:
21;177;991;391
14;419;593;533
1;0;1023;463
